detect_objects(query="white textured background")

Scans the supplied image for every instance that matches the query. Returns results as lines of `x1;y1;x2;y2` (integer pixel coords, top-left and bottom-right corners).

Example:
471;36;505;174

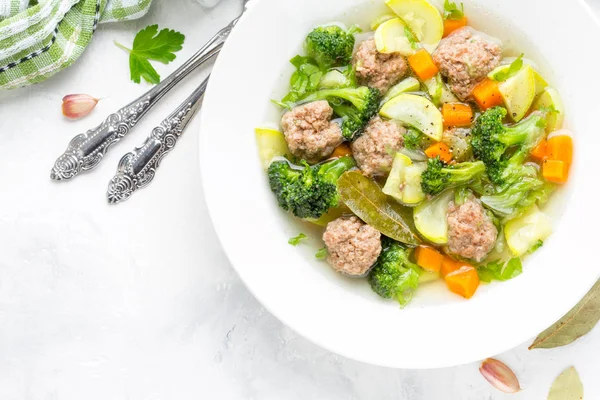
0;0;598;399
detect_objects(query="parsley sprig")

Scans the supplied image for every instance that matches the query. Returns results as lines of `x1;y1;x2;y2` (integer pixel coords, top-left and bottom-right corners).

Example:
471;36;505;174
115;25;185;84
492;54;524;82
288;233;308;246
315;248;328;259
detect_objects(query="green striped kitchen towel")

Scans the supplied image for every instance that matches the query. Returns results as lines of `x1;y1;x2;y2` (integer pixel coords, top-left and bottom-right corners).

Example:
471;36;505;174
0;0;153;90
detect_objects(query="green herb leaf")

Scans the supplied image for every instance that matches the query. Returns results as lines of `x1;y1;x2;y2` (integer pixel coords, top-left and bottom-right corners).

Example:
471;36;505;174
492;54;524;82
530;279;600;349
315;247;328;259
115;25;185;84
443;0;464;20
277;55;323;106
288;233;307;246
338;171;421;245
404;26;420;50
290;55;312;68
547;367;583;400
271;99;293;110
477;258;522;283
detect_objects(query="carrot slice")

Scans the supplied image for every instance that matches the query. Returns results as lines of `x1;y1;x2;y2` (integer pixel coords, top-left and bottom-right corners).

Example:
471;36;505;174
415;246;444;273
441;257;461;277
542;159;569;184
472;79;504;110
331;143;352;159
547;135;573;165
445;265;480;299
530;140;548;161
408;49;439;81
442;103;473;127
425;142;453;163
443;17;467;37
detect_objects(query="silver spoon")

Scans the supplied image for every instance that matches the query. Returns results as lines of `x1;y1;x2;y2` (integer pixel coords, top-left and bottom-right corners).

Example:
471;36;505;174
106;76;209;204
50;0;253;181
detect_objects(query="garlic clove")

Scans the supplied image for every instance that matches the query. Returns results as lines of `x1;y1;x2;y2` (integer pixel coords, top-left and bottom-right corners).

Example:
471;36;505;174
480;358;522;393
62;94;99;119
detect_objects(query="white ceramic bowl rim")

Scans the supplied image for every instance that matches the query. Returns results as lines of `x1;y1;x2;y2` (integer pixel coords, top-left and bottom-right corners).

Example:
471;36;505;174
200;0;600;368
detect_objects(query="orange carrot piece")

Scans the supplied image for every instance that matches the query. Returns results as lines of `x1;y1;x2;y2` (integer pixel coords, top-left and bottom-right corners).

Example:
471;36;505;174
530;140;548;161
443;17;467;37
441;257;461;278
415;246;444;273
442;103;473;127
425;142;453;163
542;159;569;184
445;265;480;299
331;143;352;159
408;49;439;81
547;135;573;165
472;79;504;110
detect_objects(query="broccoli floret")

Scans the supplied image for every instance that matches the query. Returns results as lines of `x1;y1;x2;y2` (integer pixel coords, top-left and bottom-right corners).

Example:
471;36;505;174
404;128;423;150
471;107;547;185
267;156;356;219
420;157;486;196
268;160;301;209
369;238;421;308
331;104;366;140
302;86;380;139
305;25;360;69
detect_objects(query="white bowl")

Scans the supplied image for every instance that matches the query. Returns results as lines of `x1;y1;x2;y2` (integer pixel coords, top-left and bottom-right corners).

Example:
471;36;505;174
200;0;600;368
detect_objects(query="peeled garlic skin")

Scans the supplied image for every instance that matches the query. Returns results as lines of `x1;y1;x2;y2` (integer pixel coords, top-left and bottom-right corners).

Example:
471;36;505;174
62;94;99;119
480;358;522;393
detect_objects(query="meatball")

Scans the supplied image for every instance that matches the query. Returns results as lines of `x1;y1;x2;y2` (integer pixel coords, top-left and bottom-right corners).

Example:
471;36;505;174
281;100;344;163
433;27;502;100
351;116;406;177
353;38;409;94
323;216;382;276
447;199;498;262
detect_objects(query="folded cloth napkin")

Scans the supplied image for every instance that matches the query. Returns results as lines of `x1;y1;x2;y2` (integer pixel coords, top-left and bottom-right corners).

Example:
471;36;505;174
0;0;152;90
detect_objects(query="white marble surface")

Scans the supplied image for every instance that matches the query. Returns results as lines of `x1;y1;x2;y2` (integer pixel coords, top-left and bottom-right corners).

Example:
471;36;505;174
0;1;599;398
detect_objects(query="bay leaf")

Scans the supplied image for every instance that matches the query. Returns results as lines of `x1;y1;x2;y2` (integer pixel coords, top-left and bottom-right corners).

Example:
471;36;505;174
338;171;421;246
547;367;583;400
530;280;600;350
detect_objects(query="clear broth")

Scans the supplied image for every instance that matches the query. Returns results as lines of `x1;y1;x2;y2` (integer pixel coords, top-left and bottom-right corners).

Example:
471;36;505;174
264;0;567;307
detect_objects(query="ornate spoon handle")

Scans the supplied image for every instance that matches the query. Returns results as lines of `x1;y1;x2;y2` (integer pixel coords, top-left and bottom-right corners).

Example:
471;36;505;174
50;17;239;181
106;77;209;204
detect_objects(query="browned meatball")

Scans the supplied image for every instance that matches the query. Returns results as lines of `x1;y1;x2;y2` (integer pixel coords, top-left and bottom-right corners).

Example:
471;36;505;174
447;199;498;262
433;27;502;100
281;101;344;163
351;116;406;177
323;216;382;276
353;38;409;94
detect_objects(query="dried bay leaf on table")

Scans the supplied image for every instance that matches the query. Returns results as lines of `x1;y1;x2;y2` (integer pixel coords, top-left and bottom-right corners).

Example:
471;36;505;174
547;367;583;400
530;280;600;350
338;171;421;246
